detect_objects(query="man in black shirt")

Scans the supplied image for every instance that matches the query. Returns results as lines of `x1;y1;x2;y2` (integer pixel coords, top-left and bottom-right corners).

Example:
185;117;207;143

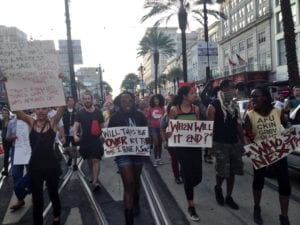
73;92;104;191
207;79;244;210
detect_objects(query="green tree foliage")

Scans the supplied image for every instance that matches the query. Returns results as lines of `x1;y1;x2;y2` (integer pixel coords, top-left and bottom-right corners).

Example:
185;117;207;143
137;27;175;94
166;67;183;81
121;73;140;92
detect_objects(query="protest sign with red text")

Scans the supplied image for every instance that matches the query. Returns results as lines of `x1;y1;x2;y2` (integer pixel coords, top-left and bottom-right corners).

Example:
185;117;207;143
244;131;300;169
167;119;214;148
102;126;149;158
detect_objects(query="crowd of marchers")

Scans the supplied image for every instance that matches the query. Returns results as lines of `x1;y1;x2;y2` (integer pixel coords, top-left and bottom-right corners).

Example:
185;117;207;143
2;79;300;225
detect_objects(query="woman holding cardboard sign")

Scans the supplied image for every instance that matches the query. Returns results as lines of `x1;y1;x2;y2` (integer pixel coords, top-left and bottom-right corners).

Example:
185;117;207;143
168;84;202;222
244;87;291;225
107;91;148;225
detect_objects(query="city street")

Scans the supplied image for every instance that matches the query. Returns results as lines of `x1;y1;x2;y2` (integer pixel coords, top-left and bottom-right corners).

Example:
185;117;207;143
0;150;300;225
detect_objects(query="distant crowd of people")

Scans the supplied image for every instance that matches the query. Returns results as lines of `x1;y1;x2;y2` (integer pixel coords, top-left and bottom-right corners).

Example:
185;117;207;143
1;79;300;225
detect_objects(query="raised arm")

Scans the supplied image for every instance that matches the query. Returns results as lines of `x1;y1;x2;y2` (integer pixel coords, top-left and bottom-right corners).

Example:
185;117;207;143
15;111;34;127
206;104;215;121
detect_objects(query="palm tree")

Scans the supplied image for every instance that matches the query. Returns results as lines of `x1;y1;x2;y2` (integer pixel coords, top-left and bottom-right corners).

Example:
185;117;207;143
142;0;191;82
166;67;183;94
137;27;176;94
142;0;225;83
280;0;300;87
121;73;139;92
102;81;113;95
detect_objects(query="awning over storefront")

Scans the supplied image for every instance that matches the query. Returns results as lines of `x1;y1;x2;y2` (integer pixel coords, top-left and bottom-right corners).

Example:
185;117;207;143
211;71;269;87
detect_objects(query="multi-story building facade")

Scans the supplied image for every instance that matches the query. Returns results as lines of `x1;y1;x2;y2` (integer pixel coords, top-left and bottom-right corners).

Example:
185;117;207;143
216;0;271;88
273;0;300;82
75;67;100;98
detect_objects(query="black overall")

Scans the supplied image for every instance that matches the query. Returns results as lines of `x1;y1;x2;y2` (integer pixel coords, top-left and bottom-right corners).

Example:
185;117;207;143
29;121;61;225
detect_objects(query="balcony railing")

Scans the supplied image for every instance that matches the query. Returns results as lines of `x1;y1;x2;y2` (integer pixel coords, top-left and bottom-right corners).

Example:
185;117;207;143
211;63;271;79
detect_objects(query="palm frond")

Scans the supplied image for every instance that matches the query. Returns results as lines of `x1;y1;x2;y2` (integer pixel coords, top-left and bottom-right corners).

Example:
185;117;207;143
141;3;171;23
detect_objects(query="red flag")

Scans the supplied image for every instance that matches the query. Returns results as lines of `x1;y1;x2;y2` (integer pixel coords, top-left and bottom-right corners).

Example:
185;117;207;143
236;54;246;65
228;58;236;67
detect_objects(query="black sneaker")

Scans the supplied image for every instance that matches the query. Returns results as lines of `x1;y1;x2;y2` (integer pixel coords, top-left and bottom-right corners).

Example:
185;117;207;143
279;215;290;225
225;196;239;210
253;205;263;225
175;177;183;184
188;207;200;221
92;182;101;192
1;171;8;177
214;185;224;205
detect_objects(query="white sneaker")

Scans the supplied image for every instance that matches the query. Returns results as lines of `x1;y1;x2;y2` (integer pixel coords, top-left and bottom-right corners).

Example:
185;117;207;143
153;160;158;167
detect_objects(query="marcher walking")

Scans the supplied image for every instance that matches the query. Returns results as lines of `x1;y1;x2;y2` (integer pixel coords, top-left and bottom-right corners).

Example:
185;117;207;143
0;107;12;176
147;94;165;167
16;106;64;225
244;87;291;225
73;91;104;191
107;92;148;225
168;84;203;221
207;79;244;210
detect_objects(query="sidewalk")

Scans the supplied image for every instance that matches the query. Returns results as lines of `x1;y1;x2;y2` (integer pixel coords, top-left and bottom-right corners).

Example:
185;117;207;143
154;149;300;225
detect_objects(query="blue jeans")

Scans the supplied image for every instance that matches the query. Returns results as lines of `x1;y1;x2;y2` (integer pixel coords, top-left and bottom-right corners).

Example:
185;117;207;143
11;147;31;201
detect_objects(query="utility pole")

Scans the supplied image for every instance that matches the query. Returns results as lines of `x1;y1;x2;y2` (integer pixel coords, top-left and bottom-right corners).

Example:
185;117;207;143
138;64;145;98
203;1;211;83
64;0;77;101
98;65;104;103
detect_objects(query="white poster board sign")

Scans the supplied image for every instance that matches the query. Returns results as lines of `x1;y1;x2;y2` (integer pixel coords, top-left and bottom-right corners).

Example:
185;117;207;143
167;119;214;148
0;41;65;111
14;120;32;165
102;127;149;158
244;132;300;169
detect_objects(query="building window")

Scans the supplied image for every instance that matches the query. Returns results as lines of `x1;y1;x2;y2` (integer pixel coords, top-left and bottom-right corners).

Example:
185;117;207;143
239;42;244;51
231;45;238;54
259;52;267;70
258;31;266;44
278;39;287;66
296;33;300;60
247;57;254;71
291;3;297;24
276;12;283;33
246;1;254;12
247;37;253;49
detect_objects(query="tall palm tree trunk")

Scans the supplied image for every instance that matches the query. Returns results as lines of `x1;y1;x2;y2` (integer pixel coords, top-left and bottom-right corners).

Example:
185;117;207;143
178;1;188;82
154;51;159;94
280;0;300;87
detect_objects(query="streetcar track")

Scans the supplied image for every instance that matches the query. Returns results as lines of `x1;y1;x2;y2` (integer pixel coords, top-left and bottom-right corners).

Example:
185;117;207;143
42;143;108;225
141;169;172;225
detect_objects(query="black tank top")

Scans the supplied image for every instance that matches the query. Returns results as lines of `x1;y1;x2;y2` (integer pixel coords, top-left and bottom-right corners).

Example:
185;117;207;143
212;100;238;144
29;121;59;170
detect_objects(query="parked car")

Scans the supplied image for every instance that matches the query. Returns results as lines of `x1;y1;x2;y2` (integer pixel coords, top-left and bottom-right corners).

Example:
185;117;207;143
287;125;300;170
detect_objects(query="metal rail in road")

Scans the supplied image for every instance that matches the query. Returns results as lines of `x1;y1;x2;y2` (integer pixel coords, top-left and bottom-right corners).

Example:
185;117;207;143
43;143;109;225
141;169;172;225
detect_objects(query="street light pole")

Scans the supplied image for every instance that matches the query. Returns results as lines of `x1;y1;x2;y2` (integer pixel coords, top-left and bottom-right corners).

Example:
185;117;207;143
138;64;145;98
98;65;104;103
203;1;211;83
64;0;77;101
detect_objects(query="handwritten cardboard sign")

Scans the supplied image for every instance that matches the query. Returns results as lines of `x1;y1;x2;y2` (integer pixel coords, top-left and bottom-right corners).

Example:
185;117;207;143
0;41;65;111
167;119;214;148
244;132;300;169
102;126;149;158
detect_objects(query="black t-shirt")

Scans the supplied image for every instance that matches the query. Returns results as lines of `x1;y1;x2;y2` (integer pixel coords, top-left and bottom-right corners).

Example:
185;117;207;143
75;108;104;141
108;110;147;128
